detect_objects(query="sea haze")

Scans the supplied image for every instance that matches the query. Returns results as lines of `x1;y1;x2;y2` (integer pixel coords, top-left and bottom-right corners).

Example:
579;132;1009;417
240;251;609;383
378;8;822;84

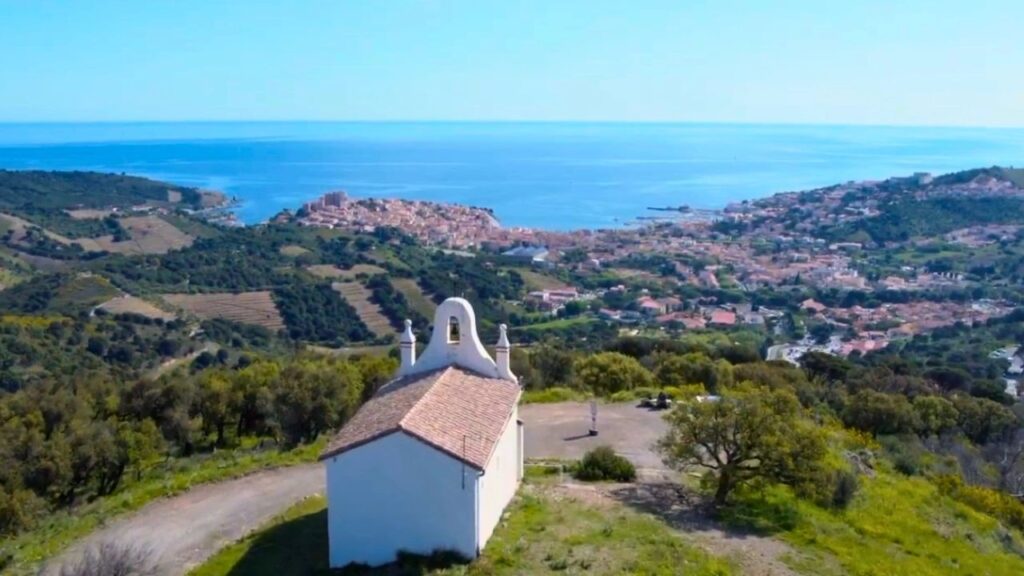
0;122;1022;230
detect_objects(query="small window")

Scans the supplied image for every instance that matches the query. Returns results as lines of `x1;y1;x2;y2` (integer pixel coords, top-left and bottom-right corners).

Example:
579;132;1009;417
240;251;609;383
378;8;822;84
447;316;461;344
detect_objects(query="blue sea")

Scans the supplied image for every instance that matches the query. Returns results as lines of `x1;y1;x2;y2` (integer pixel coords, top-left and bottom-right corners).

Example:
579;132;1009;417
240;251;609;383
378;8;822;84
0;122;1023;230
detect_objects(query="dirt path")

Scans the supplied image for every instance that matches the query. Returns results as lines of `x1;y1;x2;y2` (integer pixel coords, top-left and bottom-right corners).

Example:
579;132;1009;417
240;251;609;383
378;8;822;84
42;464;325;576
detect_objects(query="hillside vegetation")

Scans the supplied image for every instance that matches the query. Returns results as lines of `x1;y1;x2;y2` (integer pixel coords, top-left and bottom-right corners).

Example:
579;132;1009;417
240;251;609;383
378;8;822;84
827;197;1024;243
0;170;202;238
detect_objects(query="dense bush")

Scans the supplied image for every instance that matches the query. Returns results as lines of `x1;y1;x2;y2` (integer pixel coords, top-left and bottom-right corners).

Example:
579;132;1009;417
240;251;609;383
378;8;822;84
573;446;637;482
574;352;653;394
273;281;372;344
831;469;860;509
842;390;918;436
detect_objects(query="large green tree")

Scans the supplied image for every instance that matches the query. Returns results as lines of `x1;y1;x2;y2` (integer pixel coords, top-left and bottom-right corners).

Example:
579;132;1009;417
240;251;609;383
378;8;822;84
658;384;827;506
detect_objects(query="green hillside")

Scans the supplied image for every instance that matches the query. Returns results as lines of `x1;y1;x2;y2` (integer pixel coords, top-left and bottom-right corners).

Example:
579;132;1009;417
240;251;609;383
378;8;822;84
0;170;203;237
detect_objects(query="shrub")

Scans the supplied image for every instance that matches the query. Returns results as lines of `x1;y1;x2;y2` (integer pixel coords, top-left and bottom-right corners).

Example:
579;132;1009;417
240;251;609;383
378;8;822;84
878;434;926;476
665;384;706;399
573;446;637;482
57;541;156;576
831;469;860;509
521;387;584;404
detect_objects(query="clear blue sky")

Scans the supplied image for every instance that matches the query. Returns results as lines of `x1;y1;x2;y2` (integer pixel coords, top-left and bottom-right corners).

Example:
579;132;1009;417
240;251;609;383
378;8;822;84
3;0;1023;126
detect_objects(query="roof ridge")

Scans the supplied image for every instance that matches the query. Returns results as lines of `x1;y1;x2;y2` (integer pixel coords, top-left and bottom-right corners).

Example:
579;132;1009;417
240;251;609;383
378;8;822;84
397;365;453;430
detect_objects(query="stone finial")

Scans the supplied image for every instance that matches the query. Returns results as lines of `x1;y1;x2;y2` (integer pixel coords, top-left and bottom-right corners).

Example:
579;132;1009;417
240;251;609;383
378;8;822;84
496;324;510;349
400;319;415;344
495;324;515;383
399;319;416;374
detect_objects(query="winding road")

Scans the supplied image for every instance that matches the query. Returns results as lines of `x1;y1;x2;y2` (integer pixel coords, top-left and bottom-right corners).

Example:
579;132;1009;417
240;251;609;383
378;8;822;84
44;402;667;575
43;464;325;575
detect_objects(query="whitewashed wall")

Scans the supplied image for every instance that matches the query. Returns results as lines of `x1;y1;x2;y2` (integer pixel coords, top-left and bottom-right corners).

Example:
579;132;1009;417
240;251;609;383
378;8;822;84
325;432;478;568
476;407;522;547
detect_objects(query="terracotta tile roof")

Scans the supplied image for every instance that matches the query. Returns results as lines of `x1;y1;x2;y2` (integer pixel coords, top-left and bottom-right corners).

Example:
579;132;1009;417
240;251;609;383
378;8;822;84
319;366;520;470
709;310;737;326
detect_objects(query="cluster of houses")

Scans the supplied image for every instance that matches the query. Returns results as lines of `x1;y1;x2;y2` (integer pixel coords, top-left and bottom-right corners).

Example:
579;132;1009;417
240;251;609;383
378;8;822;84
991;346;1024;397
298;192;502;248
597;294;779;329
523;287;592;313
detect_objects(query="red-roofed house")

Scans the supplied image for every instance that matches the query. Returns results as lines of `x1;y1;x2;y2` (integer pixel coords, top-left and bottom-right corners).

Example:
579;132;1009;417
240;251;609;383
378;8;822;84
637;296;667;316
801;298;827;314
321;298;522;568
709;309;737;326
681;316;707;330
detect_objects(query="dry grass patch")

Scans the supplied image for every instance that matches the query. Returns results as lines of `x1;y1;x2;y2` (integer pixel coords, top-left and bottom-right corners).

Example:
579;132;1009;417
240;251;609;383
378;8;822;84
0;212;74;244
332;281;392;337
609;267;661;281
279;245;310;257
85;216;193;255
97;295;176;321
513;268;573;292
307;264;386;279
162;292;284;330
66;208;113;220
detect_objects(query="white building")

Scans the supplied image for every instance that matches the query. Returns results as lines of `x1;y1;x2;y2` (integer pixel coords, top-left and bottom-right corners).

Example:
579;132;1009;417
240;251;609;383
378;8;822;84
320;297;523;568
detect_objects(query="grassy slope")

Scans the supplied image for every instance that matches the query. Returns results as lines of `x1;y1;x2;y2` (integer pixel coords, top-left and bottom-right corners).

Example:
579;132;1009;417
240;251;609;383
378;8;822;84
512;268;570;292
392;277;436;319
190;482;734;576
728;469;1024;576
4;440;324;576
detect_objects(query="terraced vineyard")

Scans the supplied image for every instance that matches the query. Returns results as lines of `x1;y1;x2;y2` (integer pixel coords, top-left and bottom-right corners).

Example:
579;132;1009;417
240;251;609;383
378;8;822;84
162;291;285;330
331;281;392;337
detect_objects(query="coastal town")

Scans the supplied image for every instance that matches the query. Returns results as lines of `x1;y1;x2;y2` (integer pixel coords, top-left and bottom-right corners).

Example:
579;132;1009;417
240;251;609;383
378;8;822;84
291;167;1024;399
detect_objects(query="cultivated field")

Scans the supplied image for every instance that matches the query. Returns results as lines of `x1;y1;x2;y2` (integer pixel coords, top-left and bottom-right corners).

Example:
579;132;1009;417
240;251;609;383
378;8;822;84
514;267;573;291
97;295;176;321
331;281;392;337
0;212;74;244
391;277;436;318
84;216;194;255
1;212;192;256
66;208;113;220
306;263;386;279
162;292;285;330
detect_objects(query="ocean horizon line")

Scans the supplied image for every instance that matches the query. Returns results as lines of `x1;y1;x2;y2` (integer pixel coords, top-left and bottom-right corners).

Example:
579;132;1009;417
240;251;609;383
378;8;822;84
3;119;1024;131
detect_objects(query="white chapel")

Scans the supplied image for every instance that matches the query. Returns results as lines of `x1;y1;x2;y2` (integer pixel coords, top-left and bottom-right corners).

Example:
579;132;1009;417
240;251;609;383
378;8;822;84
320;297;523;568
